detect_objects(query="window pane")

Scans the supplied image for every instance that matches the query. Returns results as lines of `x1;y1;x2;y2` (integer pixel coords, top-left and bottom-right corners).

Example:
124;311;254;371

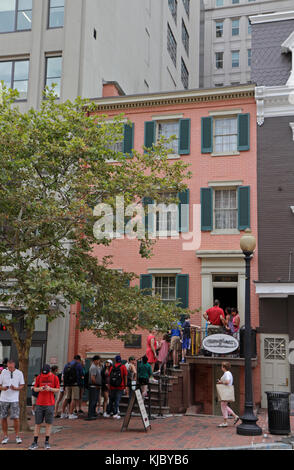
0;61;12;88
0;0;15;33
14;60;29;80
49;7;64;27
18;0;32;9
13;79;28;99
46;57;62;78
17;10;32;30
46;77;61;96
50;0;64;6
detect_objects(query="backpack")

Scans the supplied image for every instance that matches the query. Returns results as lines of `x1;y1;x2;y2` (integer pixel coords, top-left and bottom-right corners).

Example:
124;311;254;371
63;362;78;386
109;364;122;388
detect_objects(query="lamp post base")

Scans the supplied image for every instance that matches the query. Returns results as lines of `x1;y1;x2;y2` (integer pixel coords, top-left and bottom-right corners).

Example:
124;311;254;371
236;414;262;436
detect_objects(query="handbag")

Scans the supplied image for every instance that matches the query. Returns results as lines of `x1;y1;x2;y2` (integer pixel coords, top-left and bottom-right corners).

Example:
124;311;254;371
216;384;235;402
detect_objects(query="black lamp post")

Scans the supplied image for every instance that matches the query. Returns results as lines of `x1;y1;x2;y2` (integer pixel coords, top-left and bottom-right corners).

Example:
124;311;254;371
236;232;262;436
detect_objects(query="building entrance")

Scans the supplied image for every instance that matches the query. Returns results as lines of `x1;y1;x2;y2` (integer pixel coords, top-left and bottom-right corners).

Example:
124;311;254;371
213;287;237;312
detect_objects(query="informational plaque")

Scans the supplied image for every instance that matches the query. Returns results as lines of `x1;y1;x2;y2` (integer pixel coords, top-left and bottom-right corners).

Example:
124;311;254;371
121;389;151;432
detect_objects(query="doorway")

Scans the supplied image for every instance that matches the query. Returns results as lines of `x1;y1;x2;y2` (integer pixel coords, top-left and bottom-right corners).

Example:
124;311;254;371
213;287;237;312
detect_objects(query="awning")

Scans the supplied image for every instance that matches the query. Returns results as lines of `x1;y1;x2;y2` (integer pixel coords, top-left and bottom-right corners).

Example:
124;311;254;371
254;282;294;298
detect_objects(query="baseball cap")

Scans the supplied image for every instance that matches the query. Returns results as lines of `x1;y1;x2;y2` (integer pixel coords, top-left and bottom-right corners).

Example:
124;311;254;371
115;355;122;363
42;364;51;374
106;359;113;365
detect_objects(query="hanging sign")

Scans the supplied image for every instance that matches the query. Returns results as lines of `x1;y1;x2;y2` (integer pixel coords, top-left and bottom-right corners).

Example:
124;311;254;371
202;334;239;354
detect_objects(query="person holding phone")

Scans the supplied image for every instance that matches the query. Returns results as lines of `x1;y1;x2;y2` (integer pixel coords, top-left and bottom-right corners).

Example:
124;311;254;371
0;359;25;445
28;364;60;450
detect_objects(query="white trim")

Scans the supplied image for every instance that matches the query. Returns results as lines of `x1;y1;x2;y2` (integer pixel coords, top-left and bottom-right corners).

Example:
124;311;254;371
208;108;242;117
255;282;294;297
196;250;243;258
211;152;240;157
211;229;240;235
249;11;294;25
255;86;294;126
208;180;243;187
152;114;183;121
282;32;294;87
147;268;182;274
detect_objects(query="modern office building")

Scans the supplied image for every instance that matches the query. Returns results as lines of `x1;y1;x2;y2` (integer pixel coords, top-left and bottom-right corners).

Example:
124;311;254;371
201;0;294;88
0;0;200;113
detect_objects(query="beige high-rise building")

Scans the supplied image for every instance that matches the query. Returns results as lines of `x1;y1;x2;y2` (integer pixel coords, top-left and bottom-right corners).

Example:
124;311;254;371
0;0;200;112
201;0;294;88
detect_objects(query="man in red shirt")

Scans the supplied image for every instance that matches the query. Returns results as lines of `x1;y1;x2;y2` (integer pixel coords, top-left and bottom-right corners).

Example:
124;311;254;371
28;364;60;450
106;355;127;419
203;300;225;330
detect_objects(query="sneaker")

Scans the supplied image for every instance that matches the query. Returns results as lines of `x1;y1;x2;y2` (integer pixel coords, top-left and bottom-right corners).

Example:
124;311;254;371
16;436;22;444
68;414;78;420
29;442;38;450
60;413;68;419
44;441;51;450
218;423;228;428
1;437;9;445
31;410;35;416
113;414;121;420
103;412;110;418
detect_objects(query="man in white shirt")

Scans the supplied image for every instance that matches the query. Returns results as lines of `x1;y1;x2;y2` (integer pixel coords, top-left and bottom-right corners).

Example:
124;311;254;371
0;359;25;445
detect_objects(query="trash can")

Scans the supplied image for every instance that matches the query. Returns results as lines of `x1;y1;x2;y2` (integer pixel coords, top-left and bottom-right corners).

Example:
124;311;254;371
266;391;291;435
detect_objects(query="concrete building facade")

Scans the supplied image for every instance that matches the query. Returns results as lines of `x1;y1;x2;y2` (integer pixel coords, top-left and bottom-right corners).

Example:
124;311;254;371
0;0;200;113
201;0;294;88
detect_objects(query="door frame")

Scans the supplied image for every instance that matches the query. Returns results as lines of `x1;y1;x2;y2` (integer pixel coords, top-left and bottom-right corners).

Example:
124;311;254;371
260;333;291;408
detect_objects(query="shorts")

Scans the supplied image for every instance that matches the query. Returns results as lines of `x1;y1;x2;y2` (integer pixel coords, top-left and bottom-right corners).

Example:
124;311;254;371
35;405;55;425
170;336;181;352
182;337;190;350
64;385;80;401
0;401;20;420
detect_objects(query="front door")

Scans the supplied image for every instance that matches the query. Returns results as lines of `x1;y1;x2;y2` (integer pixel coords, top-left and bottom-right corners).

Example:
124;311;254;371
260;334;290;408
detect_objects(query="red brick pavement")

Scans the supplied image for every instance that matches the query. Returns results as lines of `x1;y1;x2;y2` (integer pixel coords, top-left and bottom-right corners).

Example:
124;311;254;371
2;409;293;450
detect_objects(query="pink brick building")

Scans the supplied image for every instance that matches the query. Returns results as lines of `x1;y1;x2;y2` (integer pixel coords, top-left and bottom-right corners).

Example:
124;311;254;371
67;83;260;415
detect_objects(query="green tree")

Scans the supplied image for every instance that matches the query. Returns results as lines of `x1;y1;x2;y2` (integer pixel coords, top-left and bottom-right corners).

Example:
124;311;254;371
0;87;192;430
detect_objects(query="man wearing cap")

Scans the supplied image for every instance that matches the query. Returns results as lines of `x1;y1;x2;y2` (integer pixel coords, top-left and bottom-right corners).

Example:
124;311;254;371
28;364;60;450
107;356;127;419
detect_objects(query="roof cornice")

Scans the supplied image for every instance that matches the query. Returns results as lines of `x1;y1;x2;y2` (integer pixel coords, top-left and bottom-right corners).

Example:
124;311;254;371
87;85;255;112
250;10;294;24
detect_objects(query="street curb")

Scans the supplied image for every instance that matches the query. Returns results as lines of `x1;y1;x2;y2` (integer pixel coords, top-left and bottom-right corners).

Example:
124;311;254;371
197;442;293;450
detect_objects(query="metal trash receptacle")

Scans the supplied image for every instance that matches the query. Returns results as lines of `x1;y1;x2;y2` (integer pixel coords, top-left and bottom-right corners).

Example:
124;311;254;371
266;391;291;435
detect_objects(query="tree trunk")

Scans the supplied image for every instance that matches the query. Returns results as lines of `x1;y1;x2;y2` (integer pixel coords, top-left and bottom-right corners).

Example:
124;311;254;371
18;352;32;432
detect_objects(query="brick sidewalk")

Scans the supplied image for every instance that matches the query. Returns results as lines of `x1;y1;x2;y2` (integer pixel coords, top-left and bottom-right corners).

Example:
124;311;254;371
2;409;293;450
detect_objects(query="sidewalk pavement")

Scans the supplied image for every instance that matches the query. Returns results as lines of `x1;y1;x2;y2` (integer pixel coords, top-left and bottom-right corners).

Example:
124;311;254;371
2;408;294;451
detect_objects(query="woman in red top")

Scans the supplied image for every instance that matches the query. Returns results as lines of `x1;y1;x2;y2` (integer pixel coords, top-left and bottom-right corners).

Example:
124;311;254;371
146;332;158;371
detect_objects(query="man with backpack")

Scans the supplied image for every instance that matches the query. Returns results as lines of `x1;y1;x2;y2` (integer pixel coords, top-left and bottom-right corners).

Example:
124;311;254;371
106;355;127;419
61;355;84;420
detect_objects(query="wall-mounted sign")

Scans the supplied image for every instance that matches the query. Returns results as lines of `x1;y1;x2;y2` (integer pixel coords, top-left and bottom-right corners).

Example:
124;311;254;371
202;334;239;354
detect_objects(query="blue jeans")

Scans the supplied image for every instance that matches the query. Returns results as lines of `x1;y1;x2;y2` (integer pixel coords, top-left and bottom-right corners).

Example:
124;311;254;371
107;389;123;415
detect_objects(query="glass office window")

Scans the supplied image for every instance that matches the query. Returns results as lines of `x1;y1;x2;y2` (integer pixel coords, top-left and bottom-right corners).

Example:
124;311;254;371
48;0;64;28
0;59;29;99
45;56;62;97
0;0;32;33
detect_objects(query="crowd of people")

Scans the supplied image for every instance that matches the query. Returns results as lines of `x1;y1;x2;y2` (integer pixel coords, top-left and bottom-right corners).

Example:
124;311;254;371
0;304;242;448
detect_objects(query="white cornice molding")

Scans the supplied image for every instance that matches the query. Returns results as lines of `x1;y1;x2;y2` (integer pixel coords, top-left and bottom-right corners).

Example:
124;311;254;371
281;32;294;87
289;123;294;140
255;86;294;125
88;85;255;112
250;11;294;24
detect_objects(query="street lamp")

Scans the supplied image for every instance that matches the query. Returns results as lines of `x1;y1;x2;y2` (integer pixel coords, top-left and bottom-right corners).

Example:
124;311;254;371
237;231;262;436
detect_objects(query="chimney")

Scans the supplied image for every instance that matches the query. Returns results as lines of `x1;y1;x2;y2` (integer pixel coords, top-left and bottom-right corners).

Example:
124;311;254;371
102;81;125;98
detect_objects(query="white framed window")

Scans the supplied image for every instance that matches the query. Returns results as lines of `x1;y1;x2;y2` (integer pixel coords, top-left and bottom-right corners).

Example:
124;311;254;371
216;0;224;6
216;20;223;38
215;51;224;69
232;19;240;36
157;120;179;154
214;116;238;154
154;275;176;302
181;58;189;89
232;50;240;68
214;188;238;230
155;191;178;235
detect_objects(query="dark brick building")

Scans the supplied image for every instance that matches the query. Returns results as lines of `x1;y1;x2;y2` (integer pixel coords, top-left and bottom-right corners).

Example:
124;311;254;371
251;10;294;407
